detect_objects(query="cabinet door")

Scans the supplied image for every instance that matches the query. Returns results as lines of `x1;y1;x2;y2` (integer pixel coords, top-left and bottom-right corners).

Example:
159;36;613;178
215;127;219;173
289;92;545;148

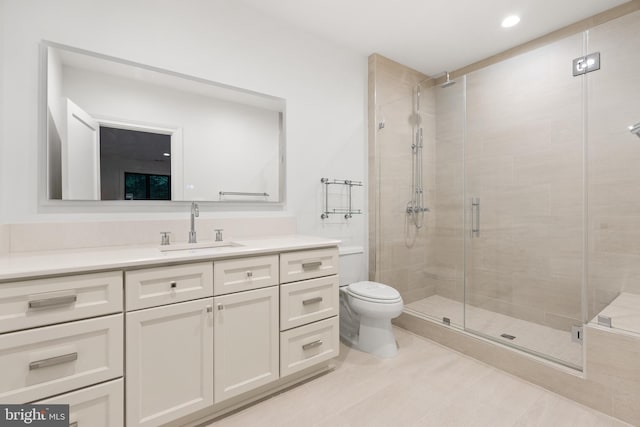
214;286;279;403
126;298;213;427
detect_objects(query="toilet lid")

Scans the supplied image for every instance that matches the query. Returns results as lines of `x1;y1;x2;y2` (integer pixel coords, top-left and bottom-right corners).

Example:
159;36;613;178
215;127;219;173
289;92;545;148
347;281;401;301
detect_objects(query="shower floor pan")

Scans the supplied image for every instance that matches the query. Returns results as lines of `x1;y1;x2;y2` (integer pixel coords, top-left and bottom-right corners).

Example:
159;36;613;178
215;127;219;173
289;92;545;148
405;295;583;368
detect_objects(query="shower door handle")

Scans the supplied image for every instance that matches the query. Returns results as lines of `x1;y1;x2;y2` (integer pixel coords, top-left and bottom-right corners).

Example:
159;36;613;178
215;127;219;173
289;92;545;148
472;198;480;238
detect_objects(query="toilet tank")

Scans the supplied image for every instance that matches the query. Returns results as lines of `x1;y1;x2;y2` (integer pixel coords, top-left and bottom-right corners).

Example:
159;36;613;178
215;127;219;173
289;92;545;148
338;246;367;286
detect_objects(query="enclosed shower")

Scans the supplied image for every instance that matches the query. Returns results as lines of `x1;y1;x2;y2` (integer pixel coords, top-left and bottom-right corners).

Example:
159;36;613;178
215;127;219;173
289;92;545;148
369;9;640;371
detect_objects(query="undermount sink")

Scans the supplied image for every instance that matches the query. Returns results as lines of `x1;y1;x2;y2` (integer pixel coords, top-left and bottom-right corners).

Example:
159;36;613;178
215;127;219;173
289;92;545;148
159;241;243;252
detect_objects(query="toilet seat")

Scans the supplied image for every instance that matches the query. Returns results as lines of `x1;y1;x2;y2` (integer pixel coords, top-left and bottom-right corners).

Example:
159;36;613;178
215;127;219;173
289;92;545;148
347;281;401;304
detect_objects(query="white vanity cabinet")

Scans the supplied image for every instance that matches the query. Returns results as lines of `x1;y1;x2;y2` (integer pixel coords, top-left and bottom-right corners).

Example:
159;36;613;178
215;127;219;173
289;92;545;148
0;271;124;426
124;262;214;427
0;239;340;427
213;257;280;403
279;248;340;378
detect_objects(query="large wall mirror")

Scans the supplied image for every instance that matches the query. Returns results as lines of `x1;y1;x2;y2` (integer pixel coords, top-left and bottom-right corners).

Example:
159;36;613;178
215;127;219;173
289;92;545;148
44;42;285;203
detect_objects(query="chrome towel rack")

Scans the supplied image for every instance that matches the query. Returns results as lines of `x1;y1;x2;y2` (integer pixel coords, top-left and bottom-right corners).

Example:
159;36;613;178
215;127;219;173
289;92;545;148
320;178;363;219
219;191;269;200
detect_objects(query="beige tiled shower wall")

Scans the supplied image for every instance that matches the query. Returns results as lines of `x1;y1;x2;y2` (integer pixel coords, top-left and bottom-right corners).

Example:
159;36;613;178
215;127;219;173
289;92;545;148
587;10;640;322
368;54;437;304
0;224;9;255
463;34;585;333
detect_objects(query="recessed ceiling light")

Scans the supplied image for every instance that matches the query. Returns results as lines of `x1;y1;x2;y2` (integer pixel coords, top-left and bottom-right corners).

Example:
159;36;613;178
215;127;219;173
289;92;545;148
163;152;171;157
502;15;520;28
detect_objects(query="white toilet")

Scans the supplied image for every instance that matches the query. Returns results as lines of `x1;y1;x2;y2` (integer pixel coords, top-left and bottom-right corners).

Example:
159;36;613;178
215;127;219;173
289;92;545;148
339;247;404;358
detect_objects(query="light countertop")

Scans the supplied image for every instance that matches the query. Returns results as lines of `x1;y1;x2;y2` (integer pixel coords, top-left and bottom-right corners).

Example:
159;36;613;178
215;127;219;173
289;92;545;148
0;235;340;281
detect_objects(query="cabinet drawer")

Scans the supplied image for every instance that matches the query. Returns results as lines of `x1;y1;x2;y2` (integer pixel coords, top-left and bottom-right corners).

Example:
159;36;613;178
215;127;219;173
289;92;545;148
279;248;338;284
0;314;123;404
125;262;213;310
280;316;339;377
213;255;278;296
280;276;339;330
35;378;124;427
0;271;122;334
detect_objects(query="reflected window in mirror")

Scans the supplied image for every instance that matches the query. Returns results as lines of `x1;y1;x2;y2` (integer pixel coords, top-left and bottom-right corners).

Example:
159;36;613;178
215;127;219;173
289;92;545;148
124;172;171;201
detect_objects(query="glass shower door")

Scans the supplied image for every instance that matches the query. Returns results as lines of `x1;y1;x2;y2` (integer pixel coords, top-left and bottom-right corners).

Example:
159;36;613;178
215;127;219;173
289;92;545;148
586;10;640;337
464;33;586;369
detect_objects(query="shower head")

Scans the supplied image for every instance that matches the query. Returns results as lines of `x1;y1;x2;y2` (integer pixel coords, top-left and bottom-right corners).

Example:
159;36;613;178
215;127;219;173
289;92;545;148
440;72;456;88
630;122;640;138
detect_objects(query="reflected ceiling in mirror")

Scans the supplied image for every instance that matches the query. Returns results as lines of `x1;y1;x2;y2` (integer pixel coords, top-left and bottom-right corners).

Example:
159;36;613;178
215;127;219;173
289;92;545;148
45;42;285;203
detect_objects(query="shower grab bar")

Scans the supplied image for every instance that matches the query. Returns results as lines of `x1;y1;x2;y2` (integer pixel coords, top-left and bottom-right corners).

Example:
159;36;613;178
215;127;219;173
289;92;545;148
472;198;480;238
219;191;269;197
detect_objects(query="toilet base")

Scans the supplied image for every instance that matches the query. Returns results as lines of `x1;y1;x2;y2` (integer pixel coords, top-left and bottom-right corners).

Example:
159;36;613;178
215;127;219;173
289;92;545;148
357;315;398;358
339;286;402;358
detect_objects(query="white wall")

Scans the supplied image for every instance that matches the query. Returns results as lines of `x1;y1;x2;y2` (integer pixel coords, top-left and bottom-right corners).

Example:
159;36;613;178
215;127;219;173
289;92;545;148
0;0;5;223
0;0;368;250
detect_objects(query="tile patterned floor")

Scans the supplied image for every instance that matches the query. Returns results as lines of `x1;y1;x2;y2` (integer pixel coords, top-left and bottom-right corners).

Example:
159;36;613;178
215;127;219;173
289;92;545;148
406;295;583;368
209;327;628;427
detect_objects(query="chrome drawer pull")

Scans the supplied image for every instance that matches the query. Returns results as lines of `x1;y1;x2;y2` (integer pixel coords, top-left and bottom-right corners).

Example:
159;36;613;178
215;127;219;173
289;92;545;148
28;295;77;309
29;352;78;370
302;297;323;306
302;340;323;351
69;422;78;427
302;261;322;270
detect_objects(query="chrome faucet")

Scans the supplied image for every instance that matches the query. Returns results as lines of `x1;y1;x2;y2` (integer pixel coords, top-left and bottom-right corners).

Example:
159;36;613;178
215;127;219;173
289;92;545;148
188;201;199;243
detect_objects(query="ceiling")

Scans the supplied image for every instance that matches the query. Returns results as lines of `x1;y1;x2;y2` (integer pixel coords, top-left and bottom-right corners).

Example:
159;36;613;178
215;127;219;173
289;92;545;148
237;0;630;76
